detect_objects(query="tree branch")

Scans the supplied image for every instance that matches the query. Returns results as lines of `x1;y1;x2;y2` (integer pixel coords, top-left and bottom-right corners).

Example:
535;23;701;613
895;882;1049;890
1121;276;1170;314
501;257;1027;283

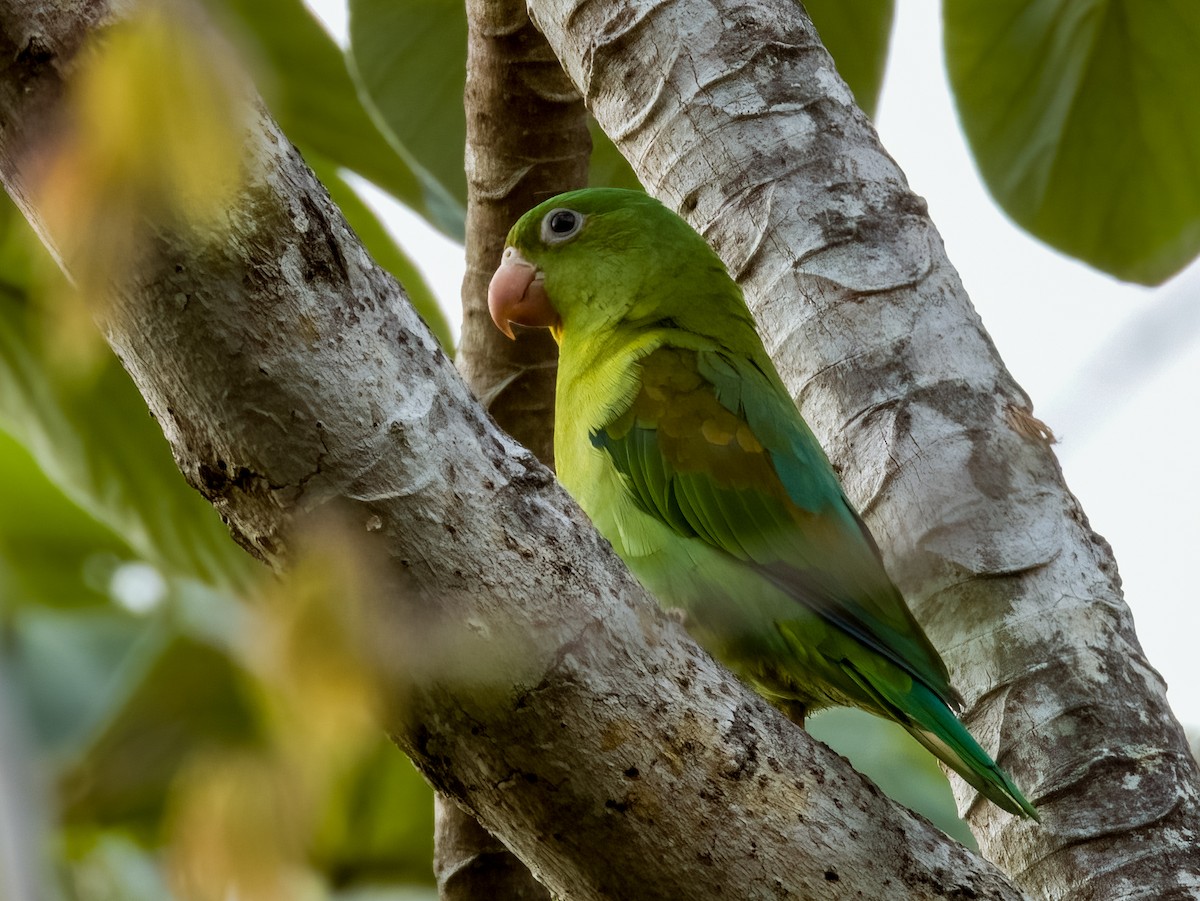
526;0;1200;895
0;0;1038;898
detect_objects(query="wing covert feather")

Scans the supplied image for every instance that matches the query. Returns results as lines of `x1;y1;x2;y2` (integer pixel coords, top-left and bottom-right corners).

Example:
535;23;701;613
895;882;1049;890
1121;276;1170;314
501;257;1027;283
590;344;958;707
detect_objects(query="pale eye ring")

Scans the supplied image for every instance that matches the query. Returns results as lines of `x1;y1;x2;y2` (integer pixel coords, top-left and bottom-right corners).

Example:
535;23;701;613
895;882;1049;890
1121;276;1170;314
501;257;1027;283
541;208;584;243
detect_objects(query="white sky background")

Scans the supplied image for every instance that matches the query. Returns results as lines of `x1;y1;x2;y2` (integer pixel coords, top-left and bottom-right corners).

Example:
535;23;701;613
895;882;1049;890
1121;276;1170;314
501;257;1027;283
305;0;1200;728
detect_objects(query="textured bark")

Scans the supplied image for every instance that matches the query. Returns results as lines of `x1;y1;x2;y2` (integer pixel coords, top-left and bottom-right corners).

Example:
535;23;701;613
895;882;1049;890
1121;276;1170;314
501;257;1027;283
437;0;588;892
457;0;590;463
0;1;1033;899
526;0;1200;896
434;799;549;901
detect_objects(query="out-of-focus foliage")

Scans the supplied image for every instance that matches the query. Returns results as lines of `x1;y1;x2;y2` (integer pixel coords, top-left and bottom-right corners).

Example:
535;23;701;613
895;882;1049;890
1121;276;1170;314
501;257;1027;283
2;438;437;897
200;0;453;347
346;0;641;218
18;0;1195;896
945;0;1200;285
0;209;249;590
203;0;462;241
804;0;895;117
0;5;437;899
346;0;470;214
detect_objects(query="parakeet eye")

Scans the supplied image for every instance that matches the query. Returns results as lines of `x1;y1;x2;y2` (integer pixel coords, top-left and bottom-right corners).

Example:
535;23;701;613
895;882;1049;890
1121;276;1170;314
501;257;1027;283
541;208;584;244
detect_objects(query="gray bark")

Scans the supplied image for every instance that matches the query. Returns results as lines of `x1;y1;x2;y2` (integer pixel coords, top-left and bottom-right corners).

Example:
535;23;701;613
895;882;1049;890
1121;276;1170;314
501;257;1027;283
526;0;1200;896
0;1;1028;898
0;0;1191;899
436;0;590;891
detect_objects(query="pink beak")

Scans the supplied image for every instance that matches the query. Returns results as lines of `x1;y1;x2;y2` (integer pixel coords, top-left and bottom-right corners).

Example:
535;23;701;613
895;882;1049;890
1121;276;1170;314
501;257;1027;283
487;247;560;339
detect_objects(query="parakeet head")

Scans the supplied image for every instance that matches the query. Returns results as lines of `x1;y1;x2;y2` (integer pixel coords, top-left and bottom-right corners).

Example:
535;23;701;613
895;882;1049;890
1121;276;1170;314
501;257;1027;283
488;188;734;342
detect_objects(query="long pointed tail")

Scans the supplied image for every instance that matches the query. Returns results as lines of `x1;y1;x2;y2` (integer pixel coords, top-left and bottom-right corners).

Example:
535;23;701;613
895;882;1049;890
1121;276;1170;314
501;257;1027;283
900;682;1039;820
845;662;1039;819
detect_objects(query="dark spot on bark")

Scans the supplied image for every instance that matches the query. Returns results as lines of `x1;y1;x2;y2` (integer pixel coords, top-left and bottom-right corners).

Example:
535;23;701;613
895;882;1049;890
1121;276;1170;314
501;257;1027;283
198;462;227;492
697;851;714;867
894;190;929;218
604;797;630;813
297;193;350;286
231;467;256;491
16;35;54;70
720;703;761;780
624;766;640;779
680;191;699;215
824;870;839;882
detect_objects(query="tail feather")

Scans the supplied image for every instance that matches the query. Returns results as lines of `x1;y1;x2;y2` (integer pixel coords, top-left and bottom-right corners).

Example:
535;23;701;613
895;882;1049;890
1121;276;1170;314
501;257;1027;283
904;712;1040;821
844;663;1039;820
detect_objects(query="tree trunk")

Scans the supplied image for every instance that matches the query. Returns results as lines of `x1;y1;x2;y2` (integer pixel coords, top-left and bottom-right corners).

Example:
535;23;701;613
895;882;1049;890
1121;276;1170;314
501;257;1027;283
0;0;1193;898
435;0;591;893
526;0;1200;895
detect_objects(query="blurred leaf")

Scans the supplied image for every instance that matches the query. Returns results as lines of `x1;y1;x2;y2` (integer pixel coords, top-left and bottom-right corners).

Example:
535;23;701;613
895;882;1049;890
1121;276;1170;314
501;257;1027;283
808;707;976;847
349;0;636;220
945;0;1200;284
348;0;469;216
166;749;311;901
805;0;895;117
62;834;178;901
5;608;152;761
58;631;259;834
0;430;129;609
0;203;252;591
203;0;465;240
313;740;434;886
314;160;455;349
37;5;246;307
588;120;643;192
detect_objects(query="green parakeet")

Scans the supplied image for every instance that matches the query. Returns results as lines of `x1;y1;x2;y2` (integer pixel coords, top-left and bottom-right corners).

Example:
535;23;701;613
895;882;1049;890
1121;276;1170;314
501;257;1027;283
488;187;1038;820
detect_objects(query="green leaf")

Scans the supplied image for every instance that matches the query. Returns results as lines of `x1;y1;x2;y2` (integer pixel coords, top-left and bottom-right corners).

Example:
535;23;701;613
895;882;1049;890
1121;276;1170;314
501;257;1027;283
0;200;252;590
202;0;465;239
5;608;149;759
348;0;469;223
808;707;976;848
56;629;259;832
0;430;129;609
313;159;456;350
588;120;644;192
349;0;635;212
945;0;1200;284
312;739;435;885
805;0;895;117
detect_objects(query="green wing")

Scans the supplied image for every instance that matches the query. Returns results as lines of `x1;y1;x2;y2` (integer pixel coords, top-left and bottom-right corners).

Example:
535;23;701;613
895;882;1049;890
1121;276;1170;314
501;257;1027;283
590;344;960;709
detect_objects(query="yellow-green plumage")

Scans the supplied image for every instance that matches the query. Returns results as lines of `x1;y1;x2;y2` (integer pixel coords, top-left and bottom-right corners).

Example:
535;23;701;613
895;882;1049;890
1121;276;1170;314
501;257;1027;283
499;187;1038;820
